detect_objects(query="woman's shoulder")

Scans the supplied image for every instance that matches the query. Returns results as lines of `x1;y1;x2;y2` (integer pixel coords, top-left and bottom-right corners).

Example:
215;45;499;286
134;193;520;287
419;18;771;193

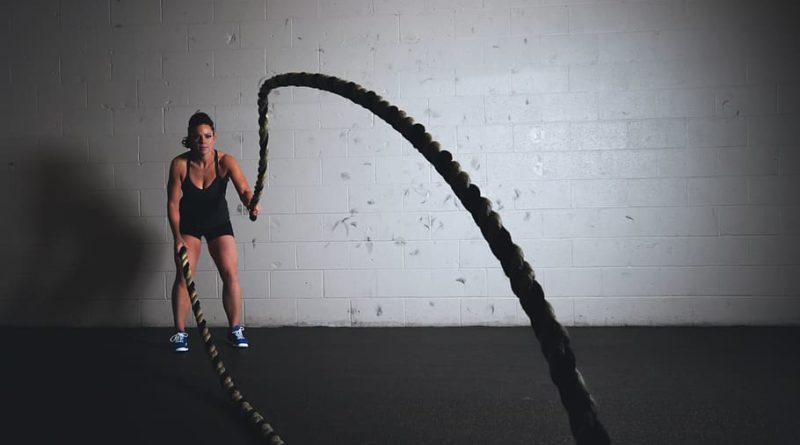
169;152;190;171
216;150;240;166
172;151;191;161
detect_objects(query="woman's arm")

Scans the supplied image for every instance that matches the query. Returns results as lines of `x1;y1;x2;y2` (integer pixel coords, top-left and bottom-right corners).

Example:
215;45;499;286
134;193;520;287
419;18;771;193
167;156;185;250
223;153;261;218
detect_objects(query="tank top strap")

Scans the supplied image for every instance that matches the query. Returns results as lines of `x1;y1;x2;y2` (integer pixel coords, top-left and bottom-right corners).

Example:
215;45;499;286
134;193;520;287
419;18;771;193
214;150;222;179
183;153;191;184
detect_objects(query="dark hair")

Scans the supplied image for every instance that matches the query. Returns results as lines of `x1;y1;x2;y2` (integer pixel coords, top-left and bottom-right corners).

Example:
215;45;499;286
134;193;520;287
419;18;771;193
181;111;215;149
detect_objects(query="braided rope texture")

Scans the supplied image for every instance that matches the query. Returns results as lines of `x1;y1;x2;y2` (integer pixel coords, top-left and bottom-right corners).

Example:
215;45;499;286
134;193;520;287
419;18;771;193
177;247;284;444
249;73;611;445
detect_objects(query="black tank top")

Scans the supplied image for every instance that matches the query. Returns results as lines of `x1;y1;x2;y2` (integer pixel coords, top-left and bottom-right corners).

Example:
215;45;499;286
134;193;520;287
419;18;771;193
179;150;230;229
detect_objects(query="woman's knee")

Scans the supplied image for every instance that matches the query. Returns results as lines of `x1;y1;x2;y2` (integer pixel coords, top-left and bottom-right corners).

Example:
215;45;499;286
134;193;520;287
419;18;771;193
209;235;239;281
219;267;239;286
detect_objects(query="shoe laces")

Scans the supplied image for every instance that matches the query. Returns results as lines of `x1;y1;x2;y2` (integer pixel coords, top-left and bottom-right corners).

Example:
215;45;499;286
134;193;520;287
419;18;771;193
170;332;188;343
231;326;246;340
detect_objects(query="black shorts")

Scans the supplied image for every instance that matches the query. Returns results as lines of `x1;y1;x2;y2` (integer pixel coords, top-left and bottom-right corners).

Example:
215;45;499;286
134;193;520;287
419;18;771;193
180;220;234;241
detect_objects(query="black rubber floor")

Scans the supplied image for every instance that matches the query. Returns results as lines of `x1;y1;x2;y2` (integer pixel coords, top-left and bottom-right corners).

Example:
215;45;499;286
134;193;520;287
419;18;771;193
1;327;797;444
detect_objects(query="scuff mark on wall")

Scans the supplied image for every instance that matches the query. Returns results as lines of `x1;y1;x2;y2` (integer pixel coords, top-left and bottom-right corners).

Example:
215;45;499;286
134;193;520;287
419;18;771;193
533;156;544;176
332;216;353;235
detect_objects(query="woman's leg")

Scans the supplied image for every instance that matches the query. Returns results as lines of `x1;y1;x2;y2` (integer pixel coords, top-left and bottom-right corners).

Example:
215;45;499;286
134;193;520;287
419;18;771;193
208;234;242;327
171;235;202;332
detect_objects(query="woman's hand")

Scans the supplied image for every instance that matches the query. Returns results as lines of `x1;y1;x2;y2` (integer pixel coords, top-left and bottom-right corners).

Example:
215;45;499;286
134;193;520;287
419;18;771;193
249;202;261;219
174;237;186;255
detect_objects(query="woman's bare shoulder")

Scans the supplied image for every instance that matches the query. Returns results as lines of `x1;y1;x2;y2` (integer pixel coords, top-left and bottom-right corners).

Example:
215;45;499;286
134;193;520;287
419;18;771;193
217;150;234;160
169;152;190;172
217;150;241;167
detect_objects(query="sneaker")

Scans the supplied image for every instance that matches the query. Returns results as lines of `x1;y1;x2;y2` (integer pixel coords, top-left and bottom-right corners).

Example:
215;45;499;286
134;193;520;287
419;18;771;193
170;331;189;352
228;325;249;348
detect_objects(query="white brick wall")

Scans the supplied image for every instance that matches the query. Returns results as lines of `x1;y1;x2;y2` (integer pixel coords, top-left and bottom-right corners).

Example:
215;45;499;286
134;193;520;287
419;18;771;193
1;0;797;327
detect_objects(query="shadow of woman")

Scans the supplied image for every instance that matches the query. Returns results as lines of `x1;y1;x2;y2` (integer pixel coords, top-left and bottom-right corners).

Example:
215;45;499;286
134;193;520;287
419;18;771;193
0;144;150;326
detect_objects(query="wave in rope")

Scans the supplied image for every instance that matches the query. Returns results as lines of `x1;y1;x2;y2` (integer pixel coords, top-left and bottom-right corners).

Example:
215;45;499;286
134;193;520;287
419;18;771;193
180;72;611;445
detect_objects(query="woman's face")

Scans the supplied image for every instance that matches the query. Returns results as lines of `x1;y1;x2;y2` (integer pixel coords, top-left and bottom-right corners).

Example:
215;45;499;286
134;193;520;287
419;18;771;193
190;124;215;154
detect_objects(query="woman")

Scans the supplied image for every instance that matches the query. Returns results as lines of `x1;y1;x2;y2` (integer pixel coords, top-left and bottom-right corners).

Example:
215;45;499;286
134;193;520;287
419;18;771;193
167;111;260;352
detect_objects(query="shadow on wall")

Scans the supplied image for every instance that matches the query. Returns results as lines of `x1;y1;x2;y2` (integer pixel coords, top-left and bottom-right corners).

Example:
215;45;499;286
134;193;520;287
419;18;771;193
0;144;150;326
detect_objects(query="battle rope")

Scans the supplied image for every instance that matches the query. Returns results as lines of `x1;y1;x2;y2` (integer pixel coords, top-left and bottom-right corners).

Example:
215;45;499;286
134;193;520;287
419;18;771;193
247;73;611;445
177;246;283;444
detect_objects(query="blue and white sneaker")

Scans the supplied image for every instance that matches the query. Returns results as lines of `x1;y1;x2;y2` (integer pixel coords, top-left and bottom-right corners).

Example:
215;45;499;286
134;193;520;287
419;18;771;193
228;325;249;348
170;331;189;352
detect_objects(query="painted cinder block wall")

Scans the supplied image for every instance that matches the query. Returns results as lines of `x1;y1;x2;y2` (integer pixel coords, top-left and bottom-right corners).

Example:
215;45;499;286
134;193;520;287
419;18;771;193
0;0;798;327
